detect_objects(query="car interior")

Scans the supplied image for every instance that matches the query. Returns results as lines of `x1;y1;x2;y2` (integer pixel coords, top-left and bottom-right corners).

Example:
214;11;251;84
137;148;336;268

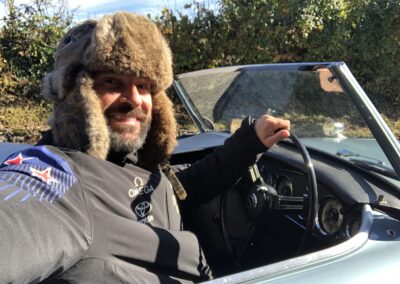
168;65;400;277
170;138;400;277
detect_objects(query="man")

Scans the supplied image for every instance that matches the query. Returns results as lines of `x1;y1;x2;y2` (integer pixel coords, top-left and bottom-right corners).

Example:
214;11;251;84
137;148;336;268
0;12;290;283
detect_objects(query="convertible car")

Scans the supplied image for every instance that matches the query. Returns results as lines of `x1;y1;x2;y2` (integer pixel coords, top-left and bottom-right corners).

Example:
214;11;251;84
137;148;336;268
168;62;400;283
0;62;399;283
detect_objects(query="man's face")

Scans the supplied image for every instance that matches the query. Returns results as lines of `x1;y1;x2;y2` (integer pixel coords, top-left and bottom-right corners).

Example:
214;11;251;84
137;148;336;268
94;72;153;153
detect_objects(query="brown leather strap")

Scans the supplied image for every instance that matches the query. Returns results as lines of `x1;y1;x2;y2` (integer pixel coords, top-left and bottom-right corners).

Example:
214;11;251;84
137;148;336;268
162;164;187;200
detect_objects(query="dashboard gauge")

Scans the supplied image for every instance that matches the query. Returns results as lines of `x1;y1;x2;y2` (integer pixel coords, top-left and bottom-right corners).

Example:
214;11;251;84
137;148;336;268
346;217;361;238
319;198;344;236
265;174;277;187
276;175;293;196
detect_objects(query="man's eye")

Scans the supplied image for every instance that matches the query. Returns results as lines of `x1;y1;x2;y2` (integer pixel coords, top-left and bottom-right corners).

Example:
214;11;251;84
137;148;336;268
136;82;151;92
137;84;149;90
103;78;119;86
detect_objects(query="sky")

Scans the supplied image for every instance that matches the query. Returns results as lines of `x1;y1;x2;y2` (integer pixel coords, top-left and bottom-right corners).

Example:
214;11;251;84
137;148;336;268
0;0;204;21
70;0;191;19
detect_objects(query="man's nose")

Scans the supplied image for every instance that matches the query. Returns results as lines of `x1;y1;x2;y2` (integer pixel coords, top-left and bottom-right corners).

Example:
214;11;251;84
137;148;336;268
120;83;142;106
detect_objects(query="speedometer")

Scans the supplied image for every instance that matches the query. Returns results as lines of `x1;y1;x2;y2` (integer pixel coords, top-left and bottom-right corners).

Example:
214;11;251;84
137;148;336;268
318;198;344;236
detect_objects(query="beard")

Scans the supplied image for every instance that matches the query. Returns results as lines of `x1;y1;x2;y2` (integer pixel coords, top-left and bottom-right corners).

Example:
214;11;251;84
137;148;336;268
105;103;152;154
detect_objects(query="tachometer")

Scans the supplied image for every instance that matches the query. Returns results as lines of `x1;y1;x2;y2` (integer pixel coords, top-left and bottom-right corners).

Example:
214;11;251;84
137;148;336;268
276;175;293;196
318;198;344;236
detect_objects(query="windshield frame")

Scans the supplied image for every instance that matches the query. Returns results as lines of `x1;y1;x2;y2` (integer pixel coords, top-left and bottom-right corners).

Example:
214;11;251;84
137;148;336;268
172;62;400;179
330;63;400;179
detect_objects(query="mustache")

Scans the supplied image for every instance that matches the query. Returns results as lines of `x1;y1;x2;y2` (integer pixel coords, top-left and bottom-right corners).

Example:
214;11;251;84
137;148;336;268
105;104;147;121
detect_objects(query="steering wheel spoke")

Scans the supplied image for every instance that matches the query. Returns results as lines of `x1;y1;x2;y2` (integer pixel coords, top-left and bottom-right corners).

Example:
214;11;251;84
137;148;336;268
220;132;319;265
276;195;304;212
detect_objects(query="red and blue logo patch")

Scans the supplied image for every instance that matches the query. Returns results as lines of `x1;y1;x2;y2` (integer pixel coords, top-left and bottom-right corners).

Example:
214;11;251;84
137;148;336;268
0;146;76;203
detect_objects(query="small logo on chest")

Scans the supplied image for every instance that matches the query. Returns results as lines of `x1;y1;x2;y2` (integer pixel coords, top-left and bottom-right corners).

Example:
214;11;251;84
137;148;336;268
135;201;152;217
128;176;155;198
134;201;154;224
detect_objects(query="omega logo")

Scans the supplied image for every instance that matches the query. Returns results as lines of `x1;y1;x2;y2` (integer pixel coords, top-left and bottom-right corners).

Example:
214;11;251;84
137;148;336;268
128;176;155;198
134;177;143;187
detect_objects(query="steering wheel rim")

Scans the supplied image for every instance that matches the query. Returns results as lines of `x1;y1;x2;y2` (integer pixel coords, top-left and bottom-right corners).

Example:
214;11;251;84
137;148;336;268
288;132;318;254
220;132;318;261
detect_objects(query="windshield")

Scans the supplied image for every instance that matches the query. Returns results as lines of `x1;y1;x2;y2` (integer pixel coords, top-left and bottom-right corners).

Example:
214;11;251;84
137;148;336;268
175;64;398;177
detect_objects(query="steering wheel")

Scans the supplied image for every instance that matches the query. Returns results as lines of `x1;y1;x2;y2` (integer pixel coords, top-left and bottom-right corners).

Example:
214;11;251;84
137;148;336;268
220;132;318;263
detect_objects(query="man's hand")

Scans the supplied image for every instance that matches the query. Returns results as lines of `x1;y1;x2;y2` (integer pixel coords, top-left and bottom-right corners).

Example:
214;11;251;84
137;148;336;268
254;115;290;148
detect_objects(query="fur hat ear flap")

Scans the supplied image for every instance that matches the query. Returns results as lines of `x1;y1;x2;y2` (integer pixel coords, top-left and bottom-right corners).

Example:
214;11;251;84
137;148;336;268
137;91;177;170
42;19;110;159
49;72;110;159
42;62;86;102
42;72;58;102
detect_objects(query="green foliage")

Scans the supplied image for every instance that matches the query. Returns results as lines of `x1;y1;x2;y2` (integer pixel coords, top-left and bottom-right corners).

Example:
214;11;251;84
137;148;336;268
154;0;400;119
0;0;72;142
155;2;224;72
0;0;72;101
0;0;398;141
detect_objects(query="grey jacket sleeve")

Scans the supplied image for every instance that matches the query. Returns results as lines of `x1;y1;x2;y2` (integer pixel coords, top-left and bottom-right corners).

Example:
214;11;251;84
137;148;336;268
0;146;91;283
176;117;267;206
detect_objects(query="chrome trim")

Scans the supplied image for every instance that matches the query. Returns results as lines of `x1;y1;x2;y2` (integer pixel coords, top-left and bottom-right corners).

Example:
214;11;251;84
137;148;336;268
203;204;373;284
286;214;306;230
172;80;207;132
315;215;329;236
177;62;331;78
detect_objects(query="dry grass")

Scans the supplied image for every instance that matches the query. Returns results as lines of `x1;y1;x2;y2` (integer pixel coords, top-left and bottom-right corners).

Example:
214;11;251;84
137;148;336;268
0;101;51;143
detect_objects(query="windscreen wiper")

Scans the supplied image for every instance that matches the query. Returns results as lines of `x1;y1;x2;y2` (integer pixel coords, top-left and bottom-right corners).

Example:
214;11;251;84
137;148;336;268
336;149;399;180
350;158;399;179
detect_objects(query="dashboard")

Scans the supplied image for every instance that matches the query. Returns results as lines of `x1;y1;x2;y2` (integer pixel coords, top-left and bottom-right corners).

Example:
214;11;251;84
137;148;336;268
259;143;400;241
259;156;362;240
172;133;400;273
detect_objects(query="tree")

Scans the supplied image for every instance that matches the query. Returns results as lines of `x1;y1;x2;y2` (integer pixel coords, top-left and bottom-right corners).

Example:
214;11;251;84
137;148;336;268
155;0;400;118
155;2;223;73
0;0;73;100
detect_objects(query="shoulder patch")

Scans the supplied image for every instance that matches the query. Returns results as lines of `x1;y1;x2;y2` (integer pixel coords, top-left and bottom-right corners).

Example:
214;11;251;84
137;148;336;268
0;146;77;203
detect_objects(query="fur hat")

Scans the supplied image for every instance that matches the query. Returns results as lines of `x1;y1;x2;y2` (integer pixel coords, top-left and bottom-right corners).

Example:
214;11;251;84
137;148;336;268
41;12;177;170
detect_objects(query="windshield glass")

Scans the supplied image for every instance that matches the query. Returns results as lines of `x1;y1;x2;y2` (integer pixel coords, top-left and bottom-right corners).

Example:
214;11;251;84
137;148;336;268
176;66;396;174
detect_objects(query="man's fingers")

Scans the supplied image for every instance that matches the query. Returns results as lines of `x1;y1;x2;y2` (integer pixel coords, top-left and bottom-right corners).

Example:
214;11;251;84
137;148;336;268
254;115;291;148
265;129;290;147
275;129;290;141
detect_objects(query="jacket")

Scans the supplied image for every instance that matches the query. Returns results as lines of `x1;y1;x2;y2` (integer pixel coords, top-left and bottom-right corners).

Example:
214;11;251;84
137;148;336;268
0;118;266;283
